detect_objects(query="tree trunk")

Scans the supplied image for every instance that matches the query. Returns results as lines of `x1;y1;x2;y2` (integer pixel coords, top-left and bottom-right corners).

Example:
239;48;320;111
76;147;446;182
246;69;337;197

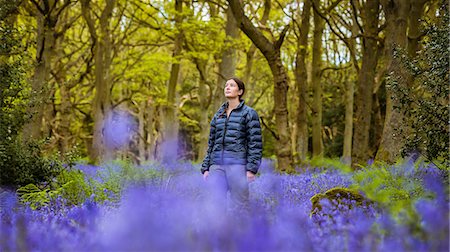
22;0;58;141
243;0;270;106
146;98;156;160
55;67;71;156
227;0;293;172
81;0;116;163
137;100;146;164
407;0;427;57
311;0;325;157
213;5;239;111
352;0;380;166
376;0;409;162
294;0;311;162
196;59;213;162
161;0;183;163
343;70;354;164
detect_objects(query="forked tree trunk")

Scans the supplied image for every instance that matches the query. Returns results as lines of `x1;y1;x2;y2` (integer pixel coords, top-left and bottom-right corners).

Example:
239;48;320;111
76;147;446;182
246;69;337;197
81;0;116;162
227;0;293;172
22;0;58;141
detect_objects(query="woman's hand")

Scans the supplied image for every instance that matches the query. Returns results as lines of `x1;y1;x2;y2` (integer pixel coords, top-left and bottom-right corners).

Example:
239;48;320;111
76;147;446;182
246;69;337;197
203;171;209;181
246;171;256;183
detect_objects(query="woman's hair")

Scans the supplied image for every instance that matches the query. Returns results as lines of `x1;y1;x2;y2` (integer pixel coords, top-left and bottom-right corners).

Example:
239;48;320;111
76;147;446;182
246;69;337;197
229;77;245;99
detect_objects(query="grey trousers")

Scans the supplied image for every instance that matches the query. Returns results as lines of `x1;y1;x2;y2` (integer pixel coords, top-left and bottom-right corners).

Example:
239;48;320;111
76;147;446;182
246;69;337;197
207;164;249;214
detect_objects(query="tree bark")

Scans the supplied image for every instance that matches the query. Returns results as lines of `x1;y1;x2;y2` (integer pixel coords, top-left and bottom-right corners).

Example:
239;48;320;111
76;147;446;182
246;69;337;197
343;70;354;164
352;0;380;166
213;6;239;110
243;0;270;106
376;0;409;162
311;0;325;157
22;0;59;141
407;0;428;57
162;0;183;163
81;0;116;162
196;59;213;162
227;0;293;172
294;0;311;162
146;98;157;160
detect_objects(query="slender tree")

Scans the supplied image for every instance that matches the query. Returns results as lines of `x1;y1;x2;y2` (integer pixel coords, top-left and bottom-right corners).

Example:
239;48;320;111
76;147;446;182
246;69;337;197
311;0;325;157
294;0;311;162
161;0;184;163
352;0;380;166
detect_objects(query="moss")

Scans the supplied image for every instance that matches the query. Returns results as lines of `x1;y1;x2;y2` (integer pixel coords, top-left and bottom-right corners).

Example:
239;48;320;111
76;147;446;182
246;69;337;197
310;187;374;216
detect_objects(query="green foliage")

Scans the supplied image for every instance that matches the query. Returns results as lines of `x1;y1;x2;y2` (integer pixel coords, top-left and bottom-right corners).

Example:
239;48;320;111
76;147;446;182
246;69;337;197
0;0;65;187
0;139;63;186
350;161;424;221
308;156;352;173
17;159;166;209
387;2;449;165
16;184;52;210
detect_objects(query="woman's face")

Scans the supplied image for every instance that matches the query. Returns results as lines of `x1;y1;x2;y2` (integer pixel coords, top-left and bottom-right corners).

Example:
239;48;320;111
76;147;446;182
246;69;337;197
224;79;242;99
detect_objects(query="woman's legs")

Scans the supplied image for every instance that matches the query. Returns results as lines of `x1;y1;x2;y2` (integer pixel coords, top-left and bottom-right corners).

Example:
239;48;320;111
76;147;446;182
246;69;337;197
207;165;228;211
226;164;249;214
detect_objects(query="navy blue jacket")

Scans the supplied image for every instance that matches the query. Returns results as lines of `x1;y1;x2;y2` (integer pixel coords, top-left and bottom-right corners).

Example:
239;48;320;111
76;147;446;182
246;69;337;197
201;100;262;174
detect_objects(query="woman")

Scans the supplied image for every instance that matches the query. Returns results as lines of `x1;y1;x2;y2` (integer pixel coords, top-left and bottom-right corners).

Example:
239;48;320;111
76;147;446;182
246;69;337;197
201;77;262;213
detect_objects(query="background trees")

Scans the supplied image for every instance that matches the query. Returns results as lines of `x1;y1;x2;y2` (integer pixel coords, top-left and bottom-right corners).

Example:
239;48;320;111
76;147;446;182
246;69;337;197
1;0;447;172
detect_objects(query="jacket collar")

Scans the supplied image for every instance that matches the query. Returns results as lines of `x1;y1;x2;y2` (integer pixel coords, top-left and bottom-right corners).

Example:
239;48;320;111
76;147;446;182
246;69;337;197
220;99;245;111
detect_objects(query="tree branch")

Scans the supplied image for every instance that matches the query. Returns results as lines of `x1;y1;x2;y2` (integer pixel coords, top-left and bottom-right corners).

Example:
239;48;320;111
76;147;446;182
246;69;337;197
260;116;279;140
227;0;274;56
311;0;360;72
274;24;290;49
29;0;44;15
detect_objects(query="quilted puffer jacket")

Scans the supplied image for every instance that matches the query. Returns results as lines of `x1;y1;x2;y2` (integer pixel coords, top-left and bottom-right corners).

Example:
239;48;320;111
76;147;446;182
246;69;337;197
201;100;262;174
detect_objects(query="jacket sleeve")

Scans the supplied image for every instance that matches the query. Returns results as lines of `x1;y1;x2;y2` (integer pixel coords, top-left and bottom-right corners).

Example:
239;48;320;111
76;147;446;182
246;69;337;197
201;116;216;174
245;109;262;174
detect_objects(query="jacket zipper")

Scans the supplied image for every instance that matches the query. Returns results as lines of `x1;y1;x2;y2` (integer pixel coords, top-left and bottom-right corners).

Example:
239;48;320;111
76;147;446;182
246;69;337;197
221;110;231;164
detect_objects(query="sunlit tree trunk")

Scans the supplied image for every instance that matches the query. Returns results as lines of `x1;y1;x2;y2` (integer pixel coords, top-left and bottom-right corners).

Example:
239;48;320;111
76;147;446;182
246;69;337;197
228;0;293;172
294;0;311;162
81;0;116;162
352;0;380;166
376;0;409;162
311;0;325;157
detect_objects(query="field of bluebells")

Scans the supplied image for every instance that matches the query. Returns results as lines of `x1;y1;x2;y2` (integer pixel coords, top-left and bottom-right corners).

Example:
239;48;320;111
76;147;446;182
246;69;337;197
1;157;448;252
